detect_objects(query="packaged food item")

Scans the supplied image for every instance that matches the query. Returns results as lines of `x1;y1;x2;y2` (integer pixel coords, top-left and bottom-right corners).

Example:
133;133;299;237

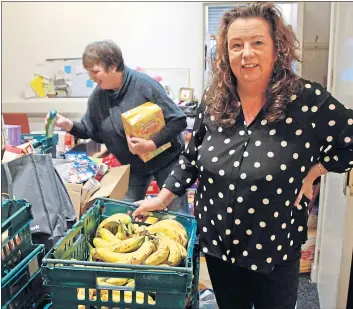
102;153;121;168
121;102;171;162
81;178;100;208
64;152;99;184
1;142;35;162
300;228;317;273
45;110;57;138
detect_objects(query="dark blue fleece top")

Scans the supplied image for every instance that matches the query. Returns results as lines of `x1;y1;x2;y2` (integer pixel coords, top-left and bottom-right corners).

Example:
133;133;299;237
70;66;186;175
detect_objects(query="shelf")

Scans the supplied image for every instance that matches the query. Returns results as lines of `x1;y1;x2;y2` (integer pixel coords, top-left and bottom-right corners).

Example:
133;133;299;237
2;98;88;115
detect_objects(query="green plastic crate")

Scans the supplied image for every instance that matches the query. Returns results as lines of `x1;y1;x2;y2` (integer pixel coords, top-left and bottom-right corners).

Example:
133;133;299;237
21;133;58;156
1;200;34;277
41;198;198;309
1;244;45;309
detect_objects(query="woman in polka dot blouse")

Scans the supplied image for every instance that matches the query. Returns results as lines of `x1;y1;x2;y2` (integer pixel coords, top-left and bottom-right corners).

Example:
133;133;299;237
133;3;353;309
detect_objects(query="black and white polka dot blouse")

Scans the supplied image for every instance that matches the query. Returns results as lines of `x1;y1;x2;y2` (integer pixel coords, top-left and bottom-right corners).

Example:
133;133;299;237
163;79;353;274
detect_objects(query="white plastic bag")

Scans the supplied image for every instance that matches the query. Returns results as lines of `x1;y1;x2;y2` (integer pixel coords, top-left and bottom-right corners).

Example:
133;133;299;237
199;289;219;309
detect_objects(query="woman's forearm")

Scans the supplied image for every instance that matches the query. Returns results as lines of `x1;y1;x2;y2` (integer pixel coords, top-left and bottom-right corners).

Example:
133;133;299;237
307;162;328;182
158;188;177;207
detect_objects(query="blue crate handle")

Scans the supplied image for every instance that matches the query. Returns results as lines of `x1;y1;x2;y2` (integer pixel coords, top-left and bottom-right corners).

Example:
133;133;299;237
96;197;197;219
21;134;58;153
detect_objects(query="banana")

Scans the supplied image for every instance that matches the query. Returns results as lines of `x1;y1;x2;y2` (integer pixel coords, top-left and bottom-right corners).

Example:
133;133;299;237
144;216;159;225
89;288;97;301
116;222;127;240
109;213;132;225
98;214;133;241
113;236;144;253
130;237;155;265
132;224;148;234
93;237;120;248
155;233;181;266
176;242;187;259
161;219;188;247
162;219;188;237
105;277;129;286
89;243;102;261
100;290;155;304
166;239;182;266
97;228;118;243
147;221;185;246
77;288;85;300
144;238;170;265
125;279;135;288
97;278;106;285
96;247;133;264
94;278;155;305
98;213;132;229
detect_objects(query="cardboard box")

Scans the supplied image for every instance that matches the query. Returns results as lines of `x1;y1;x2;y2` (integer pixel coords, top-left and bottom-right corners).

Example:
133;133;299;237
121;102;171;162
65;165;130;219
65;183;82;222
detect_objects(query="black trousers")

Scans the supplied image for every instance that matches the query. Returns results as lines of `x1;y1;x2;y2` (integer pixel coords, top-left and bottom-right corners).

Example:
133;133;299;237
205;254;300;309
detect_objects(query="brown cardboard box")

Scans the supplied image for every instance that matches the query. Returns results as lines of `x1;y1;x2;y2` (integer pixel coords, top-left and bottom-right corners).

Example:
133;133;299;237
65;165;130;219
65;183;82;221
121;102;171;162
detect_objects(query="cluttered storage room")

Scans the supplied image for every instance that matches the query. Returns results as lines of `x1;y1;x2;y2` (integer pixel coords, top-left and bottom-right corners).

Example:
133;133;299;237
1;1;353;309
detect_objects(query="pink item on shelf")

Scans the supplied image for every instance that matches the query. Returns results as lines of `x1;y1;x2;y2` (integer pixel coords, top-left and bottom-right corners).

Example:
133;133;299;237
5;125;21;146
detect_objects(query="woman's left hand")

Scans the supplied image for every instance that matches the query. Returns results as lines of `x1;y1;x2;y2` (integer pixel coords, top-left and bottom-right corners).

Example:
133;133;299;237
294;163;327;207
127;136;157;155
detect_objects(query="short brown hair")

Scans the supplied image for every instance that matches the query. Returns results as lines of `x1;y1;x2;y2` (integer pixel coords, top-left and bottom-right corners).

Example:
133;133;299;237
206;2;303;127
82;40;124;71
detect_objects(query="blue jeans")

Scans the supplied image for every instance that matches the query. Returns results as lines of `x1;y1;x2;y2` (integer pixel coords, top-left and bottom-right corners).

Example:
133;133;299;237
125;160;190;214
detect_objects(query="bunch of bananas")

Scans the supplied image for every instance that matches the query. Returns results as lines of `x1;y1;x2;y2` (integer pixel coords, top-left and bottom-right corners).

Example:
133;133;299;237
89;214;188;267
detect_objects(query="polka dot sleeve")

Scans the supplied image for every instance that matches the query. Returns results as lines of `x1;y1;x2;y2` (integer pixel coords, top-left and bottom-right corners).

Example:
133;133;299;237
313;89;353;173
163;96;207;196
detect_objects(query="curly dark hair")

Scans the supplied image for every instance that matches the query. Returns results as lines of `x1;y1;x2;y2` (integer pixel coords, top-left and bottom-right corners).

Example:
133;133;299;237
206;2;303;127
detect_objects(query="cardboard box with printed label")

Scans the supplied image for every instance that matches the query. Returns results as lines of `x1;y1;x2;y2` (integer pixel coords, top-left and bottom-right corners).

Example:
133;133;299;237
65;165;130;220
121;102;171;162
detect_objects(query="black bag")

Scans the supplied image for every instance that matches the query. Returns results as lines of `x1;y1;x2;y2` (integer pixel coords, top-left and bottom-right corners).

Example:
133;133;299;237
1;153;76;251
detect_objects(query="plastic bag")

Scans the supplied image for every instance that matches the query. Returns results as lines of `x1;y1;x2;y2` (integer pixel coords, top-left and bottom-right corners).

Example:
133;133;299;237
199;289;219;309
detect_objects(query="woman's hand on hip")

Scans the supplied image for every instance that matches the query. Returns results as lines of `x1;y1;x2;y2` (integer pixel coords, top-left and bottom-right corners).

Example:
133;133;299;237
294;163;327;207
127;136;157;155
294;177;314;207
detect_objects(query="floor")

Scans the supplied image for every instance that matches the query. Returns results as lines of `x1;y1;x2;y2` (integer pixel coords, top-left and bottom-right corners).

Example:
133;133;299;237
297;273;320;309
199;258;321;309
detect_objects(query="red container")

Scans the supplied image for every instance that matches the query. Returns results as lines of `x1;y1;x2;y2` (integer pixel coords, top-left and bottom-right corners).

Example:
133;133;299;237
147;180;160;195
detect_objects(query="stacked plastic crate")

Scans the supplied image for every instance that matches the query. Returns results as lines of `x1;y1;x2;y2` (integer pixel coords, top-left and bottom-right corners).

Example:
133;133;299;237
1;199;45;309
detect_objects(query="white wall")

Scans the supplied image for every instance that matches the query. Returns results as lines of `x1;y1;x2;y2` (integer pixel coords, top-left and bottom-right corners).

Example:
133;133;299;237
301;2;331;85
2;1;333;132
2;2;204;101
